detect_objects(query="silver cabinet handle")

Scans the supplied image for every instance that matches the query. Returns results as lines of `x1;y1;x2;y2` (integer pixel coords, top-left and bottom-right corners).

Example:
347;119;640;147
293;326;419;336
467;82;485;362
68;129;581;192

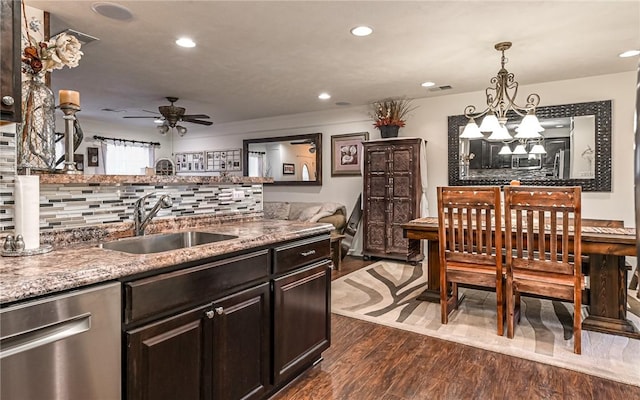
205;310;214;319
2;96;14;106
300;250;316;257
215;307;224;315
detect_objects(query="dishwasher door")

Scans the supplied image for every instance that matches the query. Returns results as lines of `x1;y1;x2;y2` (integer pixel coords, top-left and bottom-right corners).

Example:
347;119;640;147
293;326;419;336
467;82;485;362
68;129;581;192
0;282;121;400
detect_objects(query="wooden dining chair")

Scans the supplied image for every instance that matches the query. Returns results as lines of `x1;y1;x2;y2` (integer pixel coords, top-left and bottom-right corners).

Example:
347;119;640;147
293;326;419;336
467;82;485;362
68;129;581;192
437;186;504;335
503;186;583;354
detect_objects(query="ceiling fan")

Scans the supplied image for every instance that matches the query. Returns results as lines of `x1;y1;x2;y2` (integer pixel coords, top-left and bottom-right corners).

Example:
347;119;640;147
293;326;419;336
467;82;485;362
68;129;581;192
123;97;212;136
290;139;317;153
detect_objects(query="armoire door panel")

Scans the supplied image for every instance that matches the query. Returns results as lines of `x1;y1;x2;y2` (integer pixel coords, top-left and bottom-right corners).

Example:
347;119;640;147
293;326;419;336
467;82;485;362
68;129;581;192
392;176;412;198
367;199;387;223
392;148;413;172
367;150;389;172
368;176;388;198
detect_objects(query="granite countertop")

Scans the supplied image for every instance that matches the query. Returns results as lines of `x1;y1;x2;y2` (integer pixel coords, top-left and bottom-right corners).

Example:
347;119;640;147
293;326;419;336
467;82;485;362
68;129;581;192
0;219;332;305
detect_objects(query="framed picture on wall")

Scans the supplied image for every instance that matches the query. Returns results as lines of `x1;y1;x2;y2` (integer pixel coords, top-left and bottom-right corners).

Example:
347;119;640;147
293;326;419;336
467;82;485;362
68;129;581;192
87;147;99;167
282;163;295;175
331;131;369;176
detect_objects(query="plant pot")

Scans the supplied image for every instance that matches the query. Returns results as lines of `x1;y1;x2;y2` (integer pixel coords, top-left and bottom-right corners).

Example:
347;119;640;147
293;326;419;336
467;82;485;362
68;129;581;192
379;125;400;138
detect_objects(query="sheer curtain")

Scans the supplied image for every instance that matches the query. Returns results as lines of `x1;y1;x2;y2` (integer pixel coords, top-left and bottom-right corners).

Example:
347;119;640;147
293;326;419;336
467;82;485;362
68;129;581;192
103;141;155;175
248;152;264;177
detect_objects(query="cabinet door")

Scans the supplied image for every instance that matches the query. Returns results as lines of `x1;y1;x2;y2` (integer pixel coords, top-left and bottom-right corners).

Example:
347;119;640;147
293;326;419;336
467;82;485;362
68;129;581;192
0;0;21;122
387;144;417;254
210;283;271;400
273;261;331;385
363;145;390;256
127;305;209;400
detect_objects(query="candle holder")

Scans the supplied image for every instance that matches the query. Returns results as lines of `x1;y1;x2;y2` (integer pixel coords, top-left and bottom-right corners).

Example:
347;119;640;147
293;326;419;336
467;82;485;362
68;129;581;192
59;103;82;174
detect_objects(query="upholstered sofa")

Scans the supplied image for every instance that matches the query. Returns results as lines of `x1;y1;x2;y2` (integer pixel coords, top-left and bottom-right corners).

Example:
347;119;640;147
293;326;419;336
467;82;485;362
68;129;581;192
263;201;347;233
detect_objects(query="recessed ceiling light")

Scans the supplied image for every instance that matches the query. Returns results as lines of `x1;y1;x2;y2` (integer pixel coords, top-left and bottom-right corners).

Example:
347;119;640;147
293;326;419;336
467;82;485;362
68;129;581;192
91;2;133;20
176;37;196;48
619;49;640;58
318;93;331;100
555;124;564;128
421;81;436;88
350;26;373;37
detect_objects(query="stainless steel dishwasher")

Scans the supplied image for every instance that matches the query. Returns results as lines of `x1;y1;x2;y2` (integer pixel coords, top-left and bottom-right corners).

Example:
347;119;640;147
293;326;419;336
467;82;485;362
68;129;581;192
0;282;121;400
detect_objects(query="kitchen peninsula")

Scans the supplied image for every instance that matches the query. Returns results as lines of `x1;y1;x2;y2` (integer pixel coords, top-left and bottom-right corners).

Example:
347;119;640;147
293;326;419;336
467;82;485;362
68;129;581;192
1;172;333;400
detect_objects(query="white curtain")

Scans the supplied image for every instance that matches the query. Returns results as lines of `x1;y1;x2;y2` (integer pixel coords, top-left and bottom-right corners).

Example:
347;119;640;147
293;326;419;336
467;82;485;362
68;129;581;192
248;152;264;177
104;141;155;175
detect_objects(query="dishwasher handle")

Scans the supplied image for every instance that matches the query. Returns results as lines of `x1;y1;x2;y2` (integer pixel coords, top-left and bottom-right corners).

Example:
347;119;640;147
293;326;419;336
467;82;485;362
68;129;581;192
0;313;91;360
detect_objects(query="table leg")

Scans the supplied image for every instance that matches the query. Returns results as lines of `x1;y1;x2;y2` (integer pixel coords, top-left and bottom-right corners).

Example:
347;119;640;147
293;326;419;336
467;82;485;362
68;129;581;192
416;240;441;302
582;254;640;339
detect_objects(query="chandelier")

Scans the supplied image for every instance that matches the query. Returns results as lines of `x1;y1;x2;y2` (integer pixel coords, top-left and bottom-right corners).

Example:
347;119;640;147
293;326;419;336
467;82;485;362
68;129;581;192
460;41;545;156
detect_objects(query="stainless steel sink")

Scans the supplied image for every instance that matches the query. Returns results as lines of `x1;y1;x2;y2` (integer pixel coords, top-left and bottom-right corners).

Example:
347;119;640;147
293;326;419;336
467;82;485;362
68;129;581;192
100;231;238;254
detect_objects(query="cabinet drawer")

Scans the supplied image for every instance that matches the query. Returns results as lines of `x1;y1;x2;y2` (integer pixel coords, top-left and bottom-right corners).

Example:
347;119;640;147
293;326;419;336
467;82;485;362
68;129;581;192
124;250;269;324
273;235;330;275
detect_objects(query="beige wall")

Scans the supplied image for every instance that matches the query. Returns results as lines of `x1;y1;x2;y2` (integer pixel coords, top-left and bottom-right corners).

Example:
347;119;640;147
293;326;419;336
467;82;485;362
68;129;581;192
171;71;636;227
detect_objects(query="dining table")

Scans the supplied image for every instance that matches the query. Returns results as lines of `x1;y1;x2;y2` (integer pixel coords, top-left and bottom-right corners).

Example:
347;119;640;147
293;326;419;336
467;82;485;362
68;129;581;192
402;216;639;339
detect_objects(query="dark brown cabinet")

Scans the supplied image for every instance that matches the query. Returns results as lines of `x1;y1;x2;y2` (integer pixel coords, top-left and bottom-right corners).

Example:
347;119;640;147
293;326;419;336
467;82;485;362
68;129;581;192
0;0;21;122
362;138;424;263
211;283;271;400
123;234;331;400
273;261;331;385
127;304;209;400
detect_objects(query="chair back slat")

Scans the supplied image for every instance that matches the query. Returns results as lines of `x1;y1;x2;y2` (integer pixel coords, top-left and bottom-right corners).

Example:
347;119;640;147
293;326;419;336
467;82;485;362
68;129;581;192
504;186;582;277
437;187;502;264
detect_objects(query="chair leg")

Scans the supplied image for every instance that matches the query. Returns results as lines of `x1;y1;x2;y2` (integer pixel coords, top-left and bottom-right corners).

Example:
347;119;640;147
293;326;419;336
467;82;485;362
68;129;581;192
496;278;504;336
574;284;582;355
452;283;459;310
441;272;448;325
506;276;514;339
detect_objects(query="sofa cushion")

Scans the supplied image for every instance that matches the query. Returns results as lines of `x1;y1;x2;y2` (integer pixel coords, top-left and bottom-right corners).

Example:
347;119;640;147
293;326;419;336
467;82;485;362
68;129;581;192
264;202;291;220
296;205;323;221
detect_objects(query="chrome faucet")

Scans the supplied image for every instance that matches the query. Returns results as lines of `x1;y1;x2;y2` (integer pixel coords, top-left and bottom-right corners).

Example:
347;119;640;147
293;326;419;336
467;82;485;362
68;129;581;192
133;192;173;236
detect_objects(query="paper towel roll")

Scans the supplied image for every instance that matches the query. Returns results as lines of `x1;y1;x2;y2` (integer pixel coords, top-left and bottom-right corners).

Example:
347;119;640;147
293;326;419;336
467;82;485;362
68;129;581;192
15;175;40;250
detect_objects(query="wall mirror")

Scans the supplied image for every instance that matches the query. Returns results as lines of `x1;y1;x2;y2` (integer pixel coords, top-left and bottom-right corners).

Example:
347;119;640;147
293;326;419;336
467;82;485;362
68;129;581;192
243;132;322;186
448;100;611;192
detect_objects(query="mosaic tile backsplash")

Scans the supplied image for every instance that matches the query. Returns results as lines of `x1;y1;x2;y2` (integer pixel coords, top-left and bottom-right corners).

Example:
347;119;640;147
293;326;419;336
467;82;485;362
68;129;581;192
0;127;16;230
2;182;263;232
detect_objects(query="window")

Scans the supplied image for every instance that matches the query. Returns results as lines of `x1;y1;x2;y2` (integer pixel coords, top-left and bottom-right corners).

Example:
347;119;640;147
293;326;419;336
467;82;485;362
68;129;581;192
301;163;310;181
103;141;155;175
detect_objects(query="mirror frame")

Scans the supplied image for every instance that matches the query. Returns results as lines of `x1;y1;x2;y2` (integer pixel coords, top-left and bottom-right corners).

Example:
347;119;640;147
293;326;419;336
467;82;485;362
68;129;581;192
448;100;612;192
242;132;322;186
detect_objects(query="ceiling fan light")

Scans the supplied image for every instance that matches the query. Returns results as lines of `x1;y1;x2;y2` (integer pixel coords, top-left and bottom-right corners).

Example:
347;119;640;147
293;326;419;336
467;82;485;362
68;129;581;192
158;124;169;135
176;125;188;136
460;119;483;139
154;118;164;124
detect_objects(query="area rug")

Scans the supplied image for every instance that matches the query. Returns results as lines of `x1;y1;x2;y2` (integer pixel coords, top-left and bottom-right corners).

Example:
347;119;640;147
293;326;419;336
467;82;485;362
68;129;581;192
331;261;640;386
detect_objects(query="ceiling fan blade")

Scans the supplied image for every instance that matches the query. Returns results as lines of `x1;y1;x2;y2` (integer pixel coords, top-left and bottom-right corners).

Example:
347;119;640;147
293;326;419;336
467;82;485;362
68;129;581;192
183;118;213;126
123;116;159;119
182;114;210;119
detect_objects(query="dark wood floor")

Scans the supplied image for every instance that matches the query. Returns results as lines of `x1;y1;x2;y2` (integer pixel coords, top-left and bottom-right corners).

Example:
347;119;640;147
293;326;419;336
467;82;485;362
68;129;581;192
271;256;640;400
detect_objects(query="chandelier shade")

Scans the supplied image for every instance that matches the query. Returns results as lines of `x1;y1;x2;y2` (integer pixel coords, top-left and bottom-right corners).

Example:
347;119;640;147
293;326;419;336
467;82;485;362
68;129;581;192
460;118;484;138
512;144;528;155
487;124;513;141
529;144;547;155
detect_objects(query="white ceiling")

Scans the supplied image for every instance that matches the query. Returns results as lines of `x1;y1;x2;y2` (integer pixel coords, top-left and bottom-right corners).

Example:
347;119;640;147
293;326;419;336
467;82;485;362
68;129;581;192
27;1;640;134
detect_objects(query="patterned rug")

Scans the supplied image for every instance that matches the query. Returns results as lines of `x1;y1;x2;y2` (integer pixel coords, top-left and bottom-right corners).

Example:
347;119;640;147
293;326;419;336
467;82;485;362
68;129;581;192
332;261;640;386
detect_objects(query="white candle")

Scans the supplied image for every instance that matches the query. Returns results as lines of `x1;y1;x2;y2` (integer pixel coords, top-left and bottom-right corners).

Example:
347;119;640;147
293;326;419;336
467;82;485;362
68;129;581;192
59;90;80;106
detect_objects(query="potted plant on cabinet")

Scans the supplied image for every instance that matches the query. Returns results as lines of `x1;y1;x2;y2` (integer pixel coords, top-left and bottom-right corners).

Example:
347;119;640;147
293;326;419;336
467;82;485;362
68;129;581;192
370;97;417;138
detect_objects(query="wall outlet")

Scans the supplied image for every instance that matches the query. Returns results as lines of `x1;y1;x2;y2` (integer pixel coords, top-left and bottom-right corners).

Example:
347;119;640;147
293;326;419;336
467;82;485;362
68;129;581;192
232;190;245;200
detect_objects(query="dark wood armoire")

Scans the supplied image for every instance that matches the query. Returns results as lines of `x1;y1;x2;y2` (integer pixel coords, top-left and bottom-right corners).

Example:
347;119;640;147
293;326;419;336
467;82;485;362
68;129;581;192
362;137;424;263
